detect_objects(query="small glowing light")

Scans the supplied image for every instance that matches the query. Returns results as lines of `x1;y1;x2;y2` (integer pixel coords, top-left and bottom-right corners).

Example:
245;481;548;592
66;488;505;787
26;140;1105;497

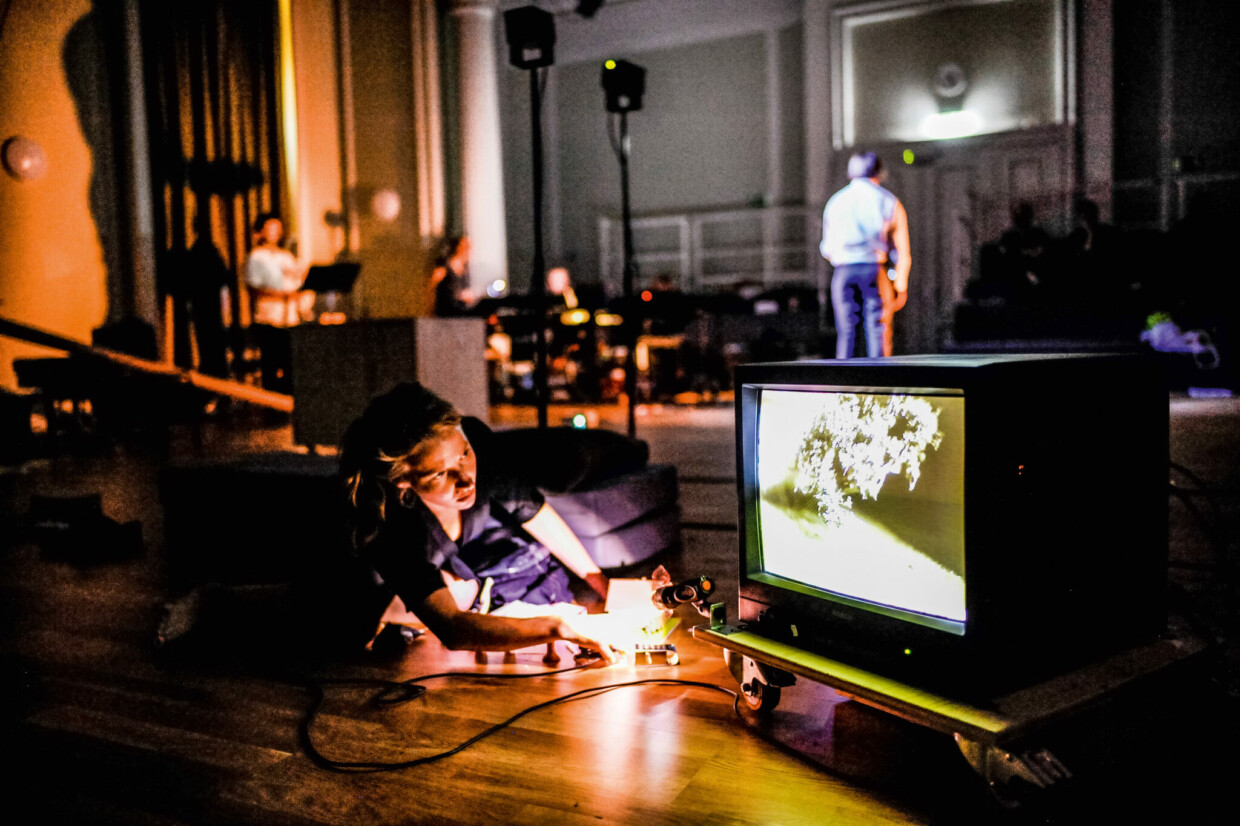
605;59;616;70
641;290;653;302
572;413;588;429
921;110;982;140
903;149;915;165
594;312;623;327
487;279;508;298
904;648;913;656
561;308;591;325
370;188;401;222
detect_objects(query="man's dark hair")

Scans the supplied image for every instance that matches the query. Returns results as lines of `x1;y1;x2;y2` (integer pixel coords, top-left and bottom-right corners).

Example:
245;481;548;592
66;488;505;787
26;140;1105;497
847;151;883;179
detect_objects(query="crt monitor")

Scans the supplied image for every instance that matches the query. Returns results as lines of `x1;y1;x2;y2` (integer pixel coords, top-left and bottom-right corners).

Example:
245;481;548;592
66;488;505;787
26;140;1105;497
735;354;1168;695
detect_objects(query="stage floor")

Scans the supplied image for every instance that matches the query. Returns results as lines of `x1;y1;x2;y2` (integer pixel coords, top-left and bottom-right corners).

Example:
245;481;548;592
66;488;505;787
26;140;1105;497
1;396;1236;824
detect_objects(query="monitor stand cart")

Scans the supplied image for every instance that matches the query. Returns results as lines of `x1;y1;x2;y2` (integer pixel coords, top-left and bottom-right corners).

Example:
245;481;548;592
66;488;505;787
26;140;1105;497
692;611;1207;807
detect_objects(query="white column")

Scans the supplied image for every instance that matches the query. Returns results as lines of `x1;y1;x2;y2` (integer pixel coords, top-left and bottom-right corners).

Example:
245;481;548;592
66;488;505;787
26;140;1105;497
450;0;508;294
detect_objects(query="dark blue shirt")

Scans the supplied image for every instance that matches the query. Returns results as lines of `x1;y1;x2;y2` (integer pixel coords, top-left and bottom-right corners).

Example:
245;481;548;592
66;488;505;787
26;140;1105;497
359;418;546;611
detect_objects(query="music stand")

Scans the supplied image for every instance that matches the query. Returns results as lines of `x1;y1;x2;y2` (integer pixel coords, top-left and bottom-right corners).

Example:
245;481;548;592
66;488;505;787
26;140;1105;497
302;262;361;295
303;263;361;322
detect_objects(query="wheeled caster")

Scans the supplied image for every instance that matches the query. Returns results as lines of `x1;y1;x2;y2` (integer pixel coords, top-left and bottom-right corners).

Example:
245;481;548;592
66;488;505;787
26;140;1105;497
724;648;794;714
741;678;781;712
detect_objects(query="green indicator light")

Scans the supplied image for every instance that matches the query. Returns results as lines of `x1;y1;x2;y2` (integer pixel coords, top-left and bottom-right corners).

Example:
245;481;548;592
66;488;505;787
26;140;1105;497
903;149;915;165
605;59;616;70
903;648;913;656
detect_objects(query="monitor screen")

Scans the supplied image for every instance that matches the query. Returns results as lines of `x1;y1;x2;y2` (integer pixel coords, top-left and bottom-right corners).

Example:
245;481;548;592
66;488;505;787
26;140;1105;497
752;386;966;630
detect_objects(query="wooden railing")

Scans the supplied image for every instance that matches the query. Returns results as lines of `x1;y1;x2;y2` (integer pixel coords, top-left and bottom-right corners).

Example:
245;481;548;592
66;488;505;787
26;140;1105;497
0;315;293;412
598;205;821;294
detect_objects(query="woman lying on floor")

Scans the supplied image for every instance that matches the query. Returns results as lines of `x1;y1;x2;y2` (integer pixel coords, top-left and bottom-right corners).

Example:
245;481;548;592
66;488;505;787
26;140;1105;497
337;382;620;661
157;383;623;663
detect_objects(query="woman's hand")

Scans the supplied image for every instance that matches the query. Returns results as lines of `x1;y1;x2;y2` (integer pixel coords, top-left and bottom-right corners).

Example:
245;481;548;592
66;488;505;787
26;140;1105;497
553;612;624;664
366;595;423;650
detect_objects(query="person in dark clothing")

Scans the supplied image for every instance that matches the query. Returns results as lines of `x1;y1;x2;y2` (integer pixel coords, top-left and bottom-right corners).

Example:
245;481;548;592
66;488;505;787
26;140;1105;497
160;212;231;378
997;200;1053;295
429;235;476;316
1063;197;1126;301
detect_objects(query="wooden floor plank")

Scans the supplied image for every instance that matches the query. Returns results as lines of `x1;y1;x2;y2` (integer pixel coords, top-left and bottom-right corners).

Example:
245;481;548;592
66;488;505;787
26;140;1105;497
28;704;295;769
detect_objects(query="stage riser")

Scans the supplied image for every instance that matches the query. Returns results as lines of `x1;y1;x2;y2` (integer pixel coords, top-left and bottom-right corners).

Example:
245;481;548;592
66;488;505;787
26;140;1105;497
290;318;489;448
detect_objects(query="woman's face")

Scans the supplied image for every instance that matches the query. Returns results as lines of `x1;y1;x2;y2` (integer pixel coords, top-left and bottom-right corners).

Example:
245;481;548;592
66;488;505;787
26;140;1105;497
448;237;470;272
400;426;477;512
259;218;284;245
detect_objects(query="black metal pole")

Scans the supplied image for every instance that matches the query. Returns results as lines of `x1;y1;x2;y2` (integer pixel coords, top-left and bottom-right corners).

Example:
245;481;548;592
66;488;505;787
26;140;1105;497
530;67;549;429
619;111;637;438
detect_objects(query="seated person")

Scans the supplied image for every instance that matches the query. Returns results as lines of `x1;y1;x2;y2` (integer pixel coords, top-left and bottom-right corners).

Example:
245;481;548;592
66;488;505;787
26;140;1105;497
429;235;477;317
546;266;579;311
337;382;619;659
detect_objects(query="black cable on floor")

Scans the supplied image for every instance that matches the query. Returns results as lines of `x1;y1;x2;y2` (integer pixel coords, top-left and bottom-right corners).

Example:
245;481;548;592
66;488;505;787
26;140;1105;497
1167;459;1237;580
299;665;741;773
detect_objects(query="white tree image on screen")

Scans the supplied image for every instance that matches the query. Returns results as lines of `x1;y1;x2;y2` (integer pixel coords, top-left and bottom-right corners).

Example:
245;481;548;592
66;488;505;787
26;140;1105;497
795;393;943;529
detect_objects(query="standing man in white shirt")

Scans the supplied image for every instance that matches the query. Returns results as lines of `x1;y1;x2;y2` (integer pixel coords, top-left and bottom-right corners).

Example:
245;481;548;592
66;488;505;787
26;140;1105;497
820;152;911;358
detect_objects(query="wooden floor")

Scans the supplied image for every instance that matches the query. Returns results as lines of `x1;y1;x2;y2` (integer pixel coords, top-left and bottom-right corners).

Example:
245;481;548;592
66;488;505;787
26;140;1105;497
2;400;1238;825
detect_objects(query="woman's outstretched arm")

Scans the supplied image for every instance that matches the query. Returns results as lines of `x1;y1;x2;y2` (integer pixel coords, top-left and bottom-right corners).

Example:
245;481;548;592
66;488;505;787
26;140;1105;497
413;588;620;661
522;502;609;599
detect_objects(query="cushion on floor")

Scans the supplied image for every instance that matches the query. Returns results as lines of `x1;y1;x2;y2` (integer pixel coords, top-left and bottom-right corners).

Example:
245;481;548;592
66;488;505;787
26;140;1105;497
544;463;678;538
574;505;681;569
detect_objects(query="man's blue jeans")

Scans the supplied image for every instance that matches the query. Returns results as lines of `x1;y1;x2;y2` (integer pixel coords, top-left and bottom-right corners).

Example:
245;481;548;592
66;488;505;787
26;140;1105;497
831;262;885;358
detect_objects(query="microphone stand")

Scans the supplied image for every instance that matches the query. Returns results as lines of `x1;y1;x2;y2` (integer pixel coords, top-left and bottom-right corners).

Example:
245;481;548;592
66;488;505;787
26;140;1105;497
528;66;550;429
618;110;637;438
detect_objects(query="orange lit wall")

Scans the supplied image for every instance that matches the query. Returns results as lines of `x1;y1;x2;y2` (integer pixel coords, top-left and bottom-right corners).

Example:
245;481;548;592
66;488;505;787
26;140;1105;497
0;0;109;390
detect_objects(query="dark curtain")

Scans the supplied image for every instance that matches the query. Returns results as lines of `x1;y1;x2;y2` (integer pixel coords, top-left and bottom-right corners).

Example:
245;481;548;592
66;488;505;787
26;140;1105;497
141;0;283;376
